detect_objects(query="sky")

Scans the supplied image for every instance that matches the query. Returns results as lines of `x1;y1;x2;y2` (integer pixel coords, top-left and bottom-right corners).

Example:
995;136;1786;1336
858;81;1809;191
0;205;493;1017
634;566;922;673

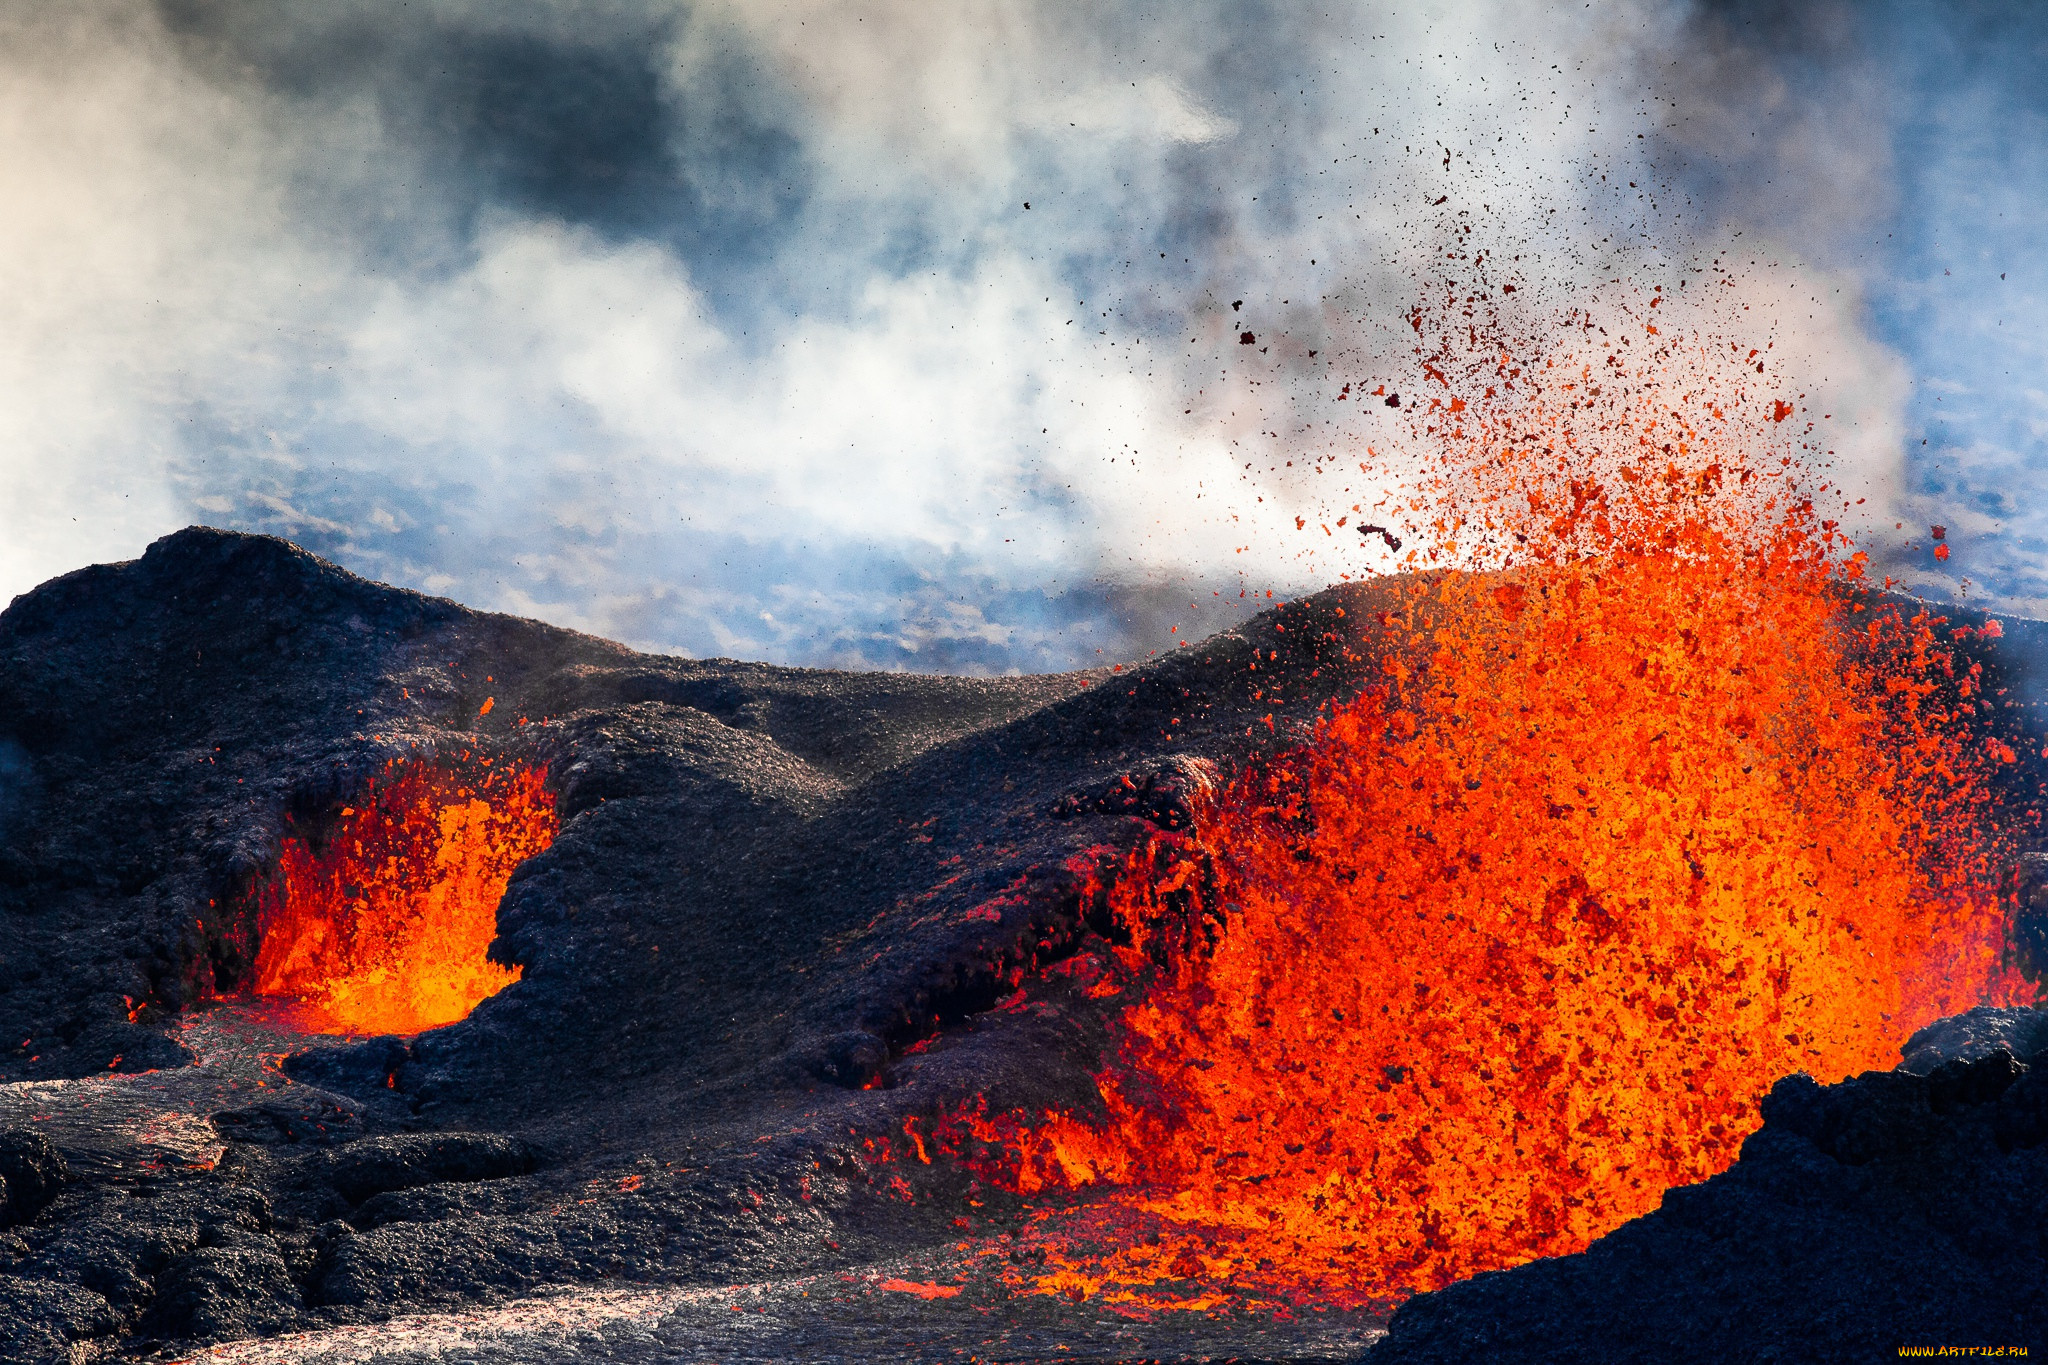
2;0;2044;672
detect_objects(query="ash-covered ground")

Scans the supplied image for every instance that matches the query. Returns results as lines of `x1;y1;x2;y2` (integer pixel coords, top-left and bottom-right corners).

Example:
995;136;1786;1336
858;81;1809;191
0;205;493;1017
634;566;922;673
1;527;2045;1363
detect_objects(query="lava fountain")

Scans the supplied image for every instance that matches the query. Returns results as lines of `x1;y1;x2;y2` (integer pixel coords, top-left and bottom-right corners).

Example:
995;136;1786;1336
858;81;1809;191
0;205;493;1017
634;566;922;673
963;282;2038;1309
242;756;557;1035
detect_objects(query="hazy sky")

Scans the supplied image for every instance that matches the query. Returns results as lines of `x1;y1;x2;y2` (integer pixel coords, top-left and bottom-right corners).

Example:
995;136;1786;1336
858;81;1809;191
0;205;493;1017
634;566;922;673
3;1;2043;671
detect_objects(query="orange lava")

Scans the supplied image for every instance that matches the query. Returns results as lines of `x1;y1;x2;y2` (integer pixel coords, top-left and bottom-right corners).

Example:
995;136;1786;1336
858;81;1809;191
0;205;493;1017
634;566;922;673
246;757;556;1035
879;1279;965;1299
965;284;2035;1309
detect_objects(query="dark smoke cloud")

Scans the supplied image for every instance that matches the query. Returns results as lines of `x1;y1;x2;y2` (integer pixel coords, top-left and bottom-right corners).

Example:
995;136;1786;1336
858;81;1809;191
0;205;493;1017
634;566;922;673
158;1;810;296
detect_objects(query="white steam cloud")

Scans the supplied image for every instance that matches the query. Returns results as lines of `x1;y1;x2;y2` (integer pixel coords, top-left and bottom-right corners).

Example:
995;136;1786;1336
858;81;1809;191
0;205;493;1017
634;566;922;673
1;1;2023;668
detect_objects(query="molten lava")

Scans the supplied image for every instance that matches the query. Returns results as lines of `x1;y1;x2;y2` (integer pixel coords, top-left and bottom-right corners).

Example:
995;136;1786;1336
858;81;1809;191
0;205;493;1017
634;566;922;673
246;757;556;1035
964;283;2036;1309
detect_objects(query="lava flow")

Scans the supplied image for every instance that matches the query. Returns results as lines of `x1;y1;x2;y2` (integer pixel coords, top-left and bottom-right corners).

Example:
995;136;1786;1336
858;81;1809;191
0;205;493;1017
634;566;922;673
963;282;2039;1309
243;756;556;1035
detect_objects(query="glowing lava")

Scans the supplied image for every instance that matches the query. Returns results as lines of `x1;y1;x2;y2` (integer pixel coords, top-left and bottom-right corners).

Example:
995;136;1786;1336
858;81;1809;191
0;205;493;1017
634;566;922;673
245;757;556;1035
964;284;2036;1309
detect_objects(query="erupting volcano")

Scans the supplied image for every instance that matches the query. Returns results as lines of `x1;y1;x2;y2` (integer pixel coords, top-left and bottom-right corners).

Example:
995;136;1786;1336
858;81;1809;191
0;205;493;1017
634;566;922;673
958;284;2039;1310
3;285;2044;1364
243;757;557;1035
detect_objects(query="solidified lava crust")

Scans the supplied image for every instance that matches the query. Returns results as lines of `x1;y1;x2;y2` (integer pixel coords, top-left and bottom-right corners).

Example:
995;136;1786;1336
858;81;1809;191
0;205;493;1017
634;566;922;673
1;526;2045;1362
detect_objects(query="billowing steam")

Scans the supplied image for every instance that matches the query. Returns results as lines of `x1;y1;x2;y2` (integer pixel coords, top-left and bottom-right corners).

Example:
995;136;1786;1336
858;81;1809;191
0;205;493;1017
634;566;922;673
0;1;2040;668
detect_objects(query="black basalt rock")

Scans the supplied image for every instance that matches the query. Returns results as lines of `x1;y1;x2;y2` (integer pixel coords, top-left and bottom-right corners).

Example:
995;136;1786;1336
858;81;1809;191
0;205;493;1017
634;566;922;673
794;1029;892;1089
281;1035;412;1100
319;1132;542;1207
211;1097;368;1148
0;1128;68;1226
1900;1004;2048;1075
1374;1045;2048;1363
1047;754;1222;830
145;1228;304;1344
1996;1066;2048;1152
0;1277;121;1365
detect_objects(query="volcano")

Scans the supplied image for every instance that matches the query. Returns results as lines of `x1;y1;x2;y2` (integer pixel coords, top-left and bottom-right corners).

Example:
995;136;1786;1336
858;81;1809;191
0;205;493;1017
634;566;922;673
2;527;2046;1363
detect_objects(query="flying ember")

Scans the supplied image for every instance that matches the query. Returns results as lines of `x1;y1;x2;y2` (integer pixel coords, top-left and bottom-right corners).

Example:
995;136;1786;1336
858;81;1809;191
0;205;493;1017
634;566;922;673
243;756;557;1036
962;279;2037;1309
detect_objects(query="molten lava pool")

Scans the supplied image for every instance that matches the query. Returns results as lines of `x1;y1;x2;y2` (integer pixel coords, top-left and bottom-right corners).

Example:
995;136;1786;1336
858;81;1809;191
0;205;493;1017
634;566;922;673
244;757;557;1035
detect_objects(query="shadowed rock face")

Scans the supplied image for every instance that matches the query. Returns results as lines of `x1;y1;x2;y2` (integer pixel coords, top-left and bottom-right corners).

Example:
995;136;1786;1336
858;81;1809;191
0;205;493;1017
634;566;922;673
1;526;2044;1362
0;1129;65;1227
1375;1043;2048;1364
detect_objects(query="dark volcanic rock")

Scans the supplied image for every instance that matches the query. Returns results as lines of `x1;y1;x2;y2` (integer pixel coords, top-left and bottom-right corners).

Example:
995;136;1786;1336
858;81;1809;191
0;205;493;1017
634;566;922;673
1048;752;1222;829
147;1228;303;1342
280;1035;412;1098
0;1128;67;1226
0;1276;121;1365
1374;1037;2048;1363
1900;1004;2048;1075
0;1168;284;1360
792;1028;893;1089
211;1097;368;1147
320;1132;541;1205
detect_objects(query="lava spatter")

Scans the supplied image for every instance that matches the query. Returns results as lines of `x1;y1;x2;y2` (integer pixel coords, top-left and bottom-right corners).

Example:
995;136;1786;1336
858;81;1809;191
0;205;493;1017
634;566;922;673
244;757;557;1036
962;282;2037;1309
